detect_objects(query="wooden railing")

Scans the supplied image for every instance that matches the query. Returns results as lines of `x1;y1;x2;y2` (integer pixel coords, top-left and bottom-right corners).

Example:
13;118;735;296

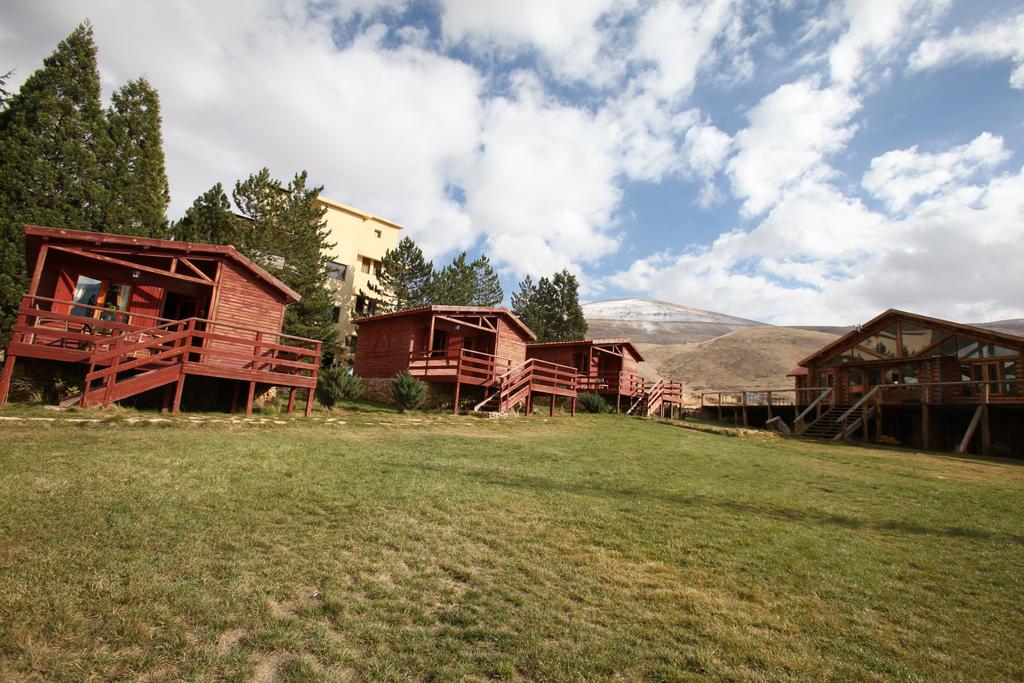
470;357;578;414
408;347;514;385
576;371;645;396
11;295;320;382
793;388;833;434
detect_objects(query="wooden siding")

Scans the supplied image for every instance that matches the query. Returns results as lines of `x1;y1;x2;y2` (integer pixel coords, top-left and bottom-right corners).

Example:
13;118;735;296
210;260;286;333
495;317;528;364
354;314;420;378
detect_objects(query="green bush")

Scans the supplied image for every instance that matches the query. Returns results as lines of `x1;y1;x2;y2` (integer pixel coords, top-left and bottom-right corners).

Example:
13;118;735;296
392;371;427;413
316;367;362;408
578;392;607;414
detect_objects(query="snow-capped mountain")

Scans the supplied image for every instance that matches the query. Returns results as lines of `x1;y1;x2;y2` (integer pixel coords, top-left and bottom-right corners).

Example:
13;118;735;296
583;298;761;326
583;298;762;344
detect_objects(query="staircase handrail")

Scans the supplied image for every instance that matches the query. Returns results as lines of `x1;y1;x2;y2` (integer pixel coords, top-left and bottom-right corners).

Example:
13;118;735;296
837;386;880;423
87;319;191;366
794;387;832;432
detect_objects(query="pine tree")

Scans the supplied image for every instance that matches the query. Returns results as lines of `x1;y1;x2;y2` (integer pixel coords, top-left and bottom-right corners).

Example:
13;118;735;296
368;236;433;313
171;183;239;244
471;254;503;306
511;275;544;338
430;252;476;306
0;70;12;110
232;169;337;353
104;78;170;237
528;270;588;342
0;22;110;342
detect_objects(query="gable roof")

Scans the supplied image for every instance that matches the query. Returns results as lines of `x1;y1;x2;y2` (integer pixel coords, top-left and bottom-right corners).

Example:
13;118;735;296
798;308;1024;367
354;305;536;340
526;337;645;361
23;225;300;303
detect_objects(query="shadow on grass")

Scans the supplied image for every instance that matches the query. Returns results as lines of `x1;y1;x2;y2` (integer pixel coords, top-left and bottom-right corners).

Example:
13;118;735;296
387;460;1024;546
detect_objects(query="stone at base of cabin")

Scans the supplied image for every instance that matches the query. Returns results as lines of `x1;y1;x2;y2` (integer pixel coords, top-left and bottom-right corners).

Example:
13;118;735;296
358;378;452;410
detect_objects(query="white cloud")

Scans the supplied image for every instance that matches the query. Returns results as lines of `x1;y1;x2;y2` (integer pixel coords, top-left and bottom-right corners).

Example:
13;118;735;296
632;0;740;100
862;132;1011;213
466;75;622;276
828;0;950;87
727;78;860;216
909;13;1024;89
613;158;1024;325
438;0;629;85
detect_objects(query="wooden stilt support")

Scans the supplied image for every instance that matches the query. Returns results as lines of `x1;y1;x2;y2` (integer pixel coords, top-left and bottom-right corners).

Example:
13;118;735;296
453;379;461;416
172;372;186;414
304;387;314;417
767;392;773;421
717;393;722;422
920;403;929;450
161;385;172;413
957;404;984;455
0;354;17;407
245;381;255;416
526;391;532;415
741;392;748;427
571;396;576;417
287;388;297;415
616;393;621;413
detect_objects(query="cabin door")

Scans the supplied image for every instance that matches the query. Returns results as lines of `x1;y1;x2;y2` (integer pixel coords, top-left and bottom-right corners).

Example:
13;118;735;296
846;367;867;403
161;291;199;321
817;370;835;405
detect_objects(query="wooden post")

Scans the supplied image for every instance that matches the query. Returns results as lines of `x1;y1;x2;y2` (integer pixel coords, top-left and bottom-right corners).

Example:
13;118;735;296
0;354;16;407
981;385;991;456
741;392;748;427
549;394;555;416
616;392;621;413
102;335;123;406
571;396;576;417
957;404;984;455
161;385;173;413
767;392;773;420
921;403;929;450
304;387;314;417
287;388;297;415
230;381;241;413
172;371;186;414
717;393;722;422
453;352;463;415
245;380;255;416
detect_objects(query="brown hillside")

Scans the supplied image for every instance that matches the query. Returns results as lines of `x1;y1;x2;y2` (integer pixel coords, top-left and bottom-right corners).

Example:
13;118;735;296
638;326;839;393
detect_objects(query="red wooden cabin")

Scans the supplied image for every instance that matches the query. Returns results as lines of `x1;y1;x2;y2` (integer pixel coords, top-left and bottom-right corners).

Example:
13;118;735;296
527;339;644;410
0;226;320;415
354;306;578;414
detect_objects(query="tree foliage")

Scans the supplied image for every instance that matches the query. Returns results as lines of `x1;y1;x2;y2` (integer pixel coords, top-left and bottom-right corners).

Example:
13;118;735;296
367;236;433;313
231;169;337;351
470;254;503;306
510;269;587;342
104;78;170;237
0;22;171;342
391;370;427;412
430;252;476;306
170;183;239;244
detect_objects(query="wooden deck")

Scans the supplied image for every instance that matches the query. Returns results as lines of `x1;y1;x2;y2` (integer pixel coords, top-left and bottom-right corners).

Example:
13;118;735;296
0;295;320;415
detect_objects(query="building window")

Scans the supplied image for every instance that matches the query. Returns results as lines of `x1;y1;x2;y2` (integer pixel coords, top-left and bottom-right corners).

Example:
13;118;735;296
374;229;382;239
332;306;341;323
355;295;378;316
327;261;348;280
361;256;371;274
360;256;382;276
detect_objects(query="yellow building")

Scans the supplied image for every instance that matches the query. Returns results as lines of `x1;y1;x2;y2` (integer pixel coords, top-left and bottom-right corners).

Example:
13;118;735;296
317;195;403;349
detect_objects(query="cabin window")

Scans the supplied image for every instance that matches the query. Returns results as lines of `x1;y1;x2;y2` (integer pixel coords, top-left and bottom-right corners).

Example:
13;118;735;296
373;330;390;352
1004;360;1019;395
956;338;1018;359
70;276;131;322
860;324;898;359
327;261;348;280
899;323;947;357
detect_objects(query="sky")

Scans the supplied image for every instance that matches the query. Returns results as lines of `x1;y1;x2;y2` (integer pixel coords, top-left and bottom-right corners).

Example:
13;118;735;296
2;0;1023;325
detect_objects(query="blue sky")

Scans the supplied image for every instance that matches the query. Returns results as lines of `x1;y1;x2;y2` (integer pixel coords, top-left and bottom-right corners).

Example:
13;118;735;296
3;0;1024;324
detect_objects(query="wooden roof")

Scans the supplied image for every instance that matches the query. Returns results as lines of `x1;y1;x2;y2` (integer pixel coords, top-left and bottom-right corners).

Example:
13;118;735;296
354;305;537;340
23;225;300;303
798;308;1024;367
527;338;645;361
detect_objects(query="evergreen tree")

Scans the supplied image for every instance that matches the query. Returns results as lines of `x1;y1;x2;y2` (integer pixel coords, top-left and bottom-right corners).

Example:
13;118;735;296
0;70;12;110
0;22;110;341
104;78;170;237
430;252;476;306
232;169;337;352
511;275;544;338
470;254;503;306
171;183;239;244
528;270;588;342
367;236;433;313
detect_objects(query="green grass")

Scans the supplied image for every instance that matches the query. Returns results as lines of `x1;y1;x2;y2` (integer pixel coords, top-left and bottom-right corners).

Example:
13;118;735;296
1;410;1022;681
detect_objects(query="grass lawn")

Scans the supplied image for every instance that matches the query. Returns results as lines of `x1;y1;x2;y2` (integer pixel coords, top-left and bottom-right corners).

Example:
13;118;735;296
1;407;1022;681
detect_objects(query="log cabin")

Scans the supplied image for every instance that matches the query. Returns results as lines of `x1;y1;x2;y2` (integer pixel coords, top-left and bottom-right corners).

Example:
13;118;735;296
788;309;1024;455
0;225;320;415
353;306;578;414
526;339;658;412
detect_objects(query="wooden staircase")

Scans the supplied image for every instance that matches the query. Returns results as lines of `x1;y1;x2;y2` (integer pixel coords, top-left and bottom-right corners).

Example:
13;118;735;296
473;358;576;415
626;379;684;417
